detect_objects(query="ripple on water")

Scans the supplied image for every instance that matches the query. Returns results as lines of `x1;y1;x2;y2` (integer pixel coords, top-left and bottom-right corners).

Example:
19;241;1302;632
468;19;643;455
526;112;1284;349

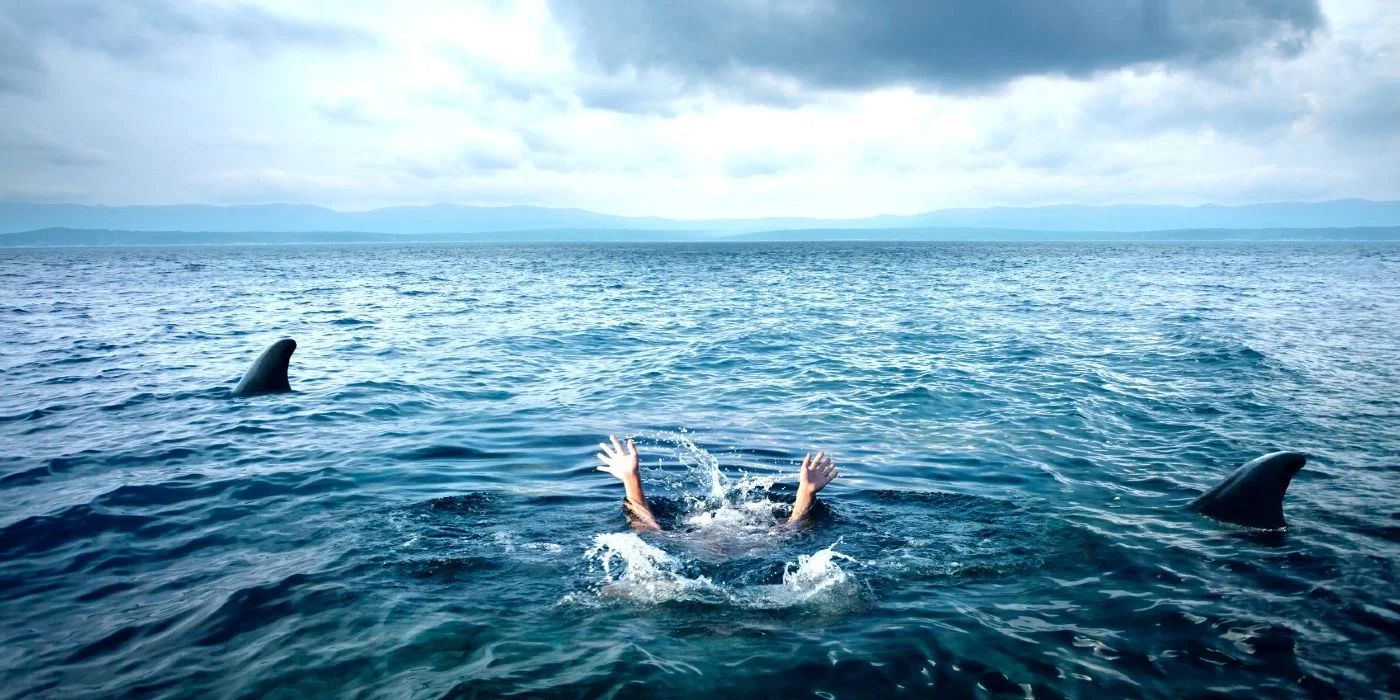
0;242;1397;697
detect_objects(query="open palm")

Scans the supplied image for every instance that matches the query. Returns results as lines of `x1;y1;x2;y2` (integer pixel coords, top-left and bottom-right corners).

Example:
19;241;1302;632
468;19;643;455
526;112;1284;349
798;451;838;494
596;434;639;482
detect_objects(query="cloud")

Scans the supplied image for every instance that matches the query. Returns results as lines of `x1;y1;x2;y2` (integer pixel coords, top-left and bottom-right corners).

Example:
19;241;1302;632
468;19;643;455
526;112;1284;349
1317;78;1400;142
723;149;813;177
0;127;109;166
571;66;811;114
0;0;1394;216
0;14;43;93
0;0;373;93
1080;71;1312;140
437;42;569;107
369;130;528;180
317;98;383;126
393;148;521;177
551;0;1324;108
194;167;390;204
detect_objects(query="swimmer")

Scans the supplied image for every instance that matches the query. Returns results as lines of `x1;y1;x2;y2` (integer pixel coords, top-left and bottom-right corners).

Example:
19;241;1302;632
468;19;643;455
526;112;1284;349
595;434;839;531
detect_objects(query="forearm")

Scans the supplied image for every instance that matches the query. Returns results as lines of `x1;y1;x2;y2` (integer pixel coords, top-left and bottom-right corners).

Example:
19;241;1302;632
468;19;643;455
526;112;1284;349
620;474;660;531
619;474;647;506
787;487;817;524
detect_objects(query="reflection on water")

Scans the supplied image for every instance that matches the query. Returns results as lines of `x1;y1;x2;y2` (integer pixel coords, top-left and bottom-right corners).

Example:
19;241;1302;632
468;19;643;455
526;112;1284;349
1;242;1397;697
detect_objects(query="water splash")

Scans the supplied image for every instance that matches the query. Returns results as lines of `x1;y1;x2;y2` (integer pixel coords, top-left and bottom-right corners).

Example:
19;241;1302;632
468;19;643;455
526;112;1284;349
641;430;791;555
582;532;862;612
583;532;719;604
639;428;734;503
738;540;863;611
580;433;864;612
643;429;780;506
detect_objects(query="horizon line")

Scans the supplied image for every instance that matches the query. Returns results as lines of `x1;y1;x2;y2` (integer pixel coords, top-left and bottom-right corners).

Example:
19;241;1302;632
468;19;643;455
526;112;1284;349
1;197;1396;223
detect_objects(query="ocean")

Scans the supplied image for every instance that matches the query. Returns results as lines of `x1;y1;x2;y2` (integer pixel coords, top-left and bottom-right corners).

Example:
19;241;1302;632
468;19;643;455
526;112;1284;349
1;241;1397;697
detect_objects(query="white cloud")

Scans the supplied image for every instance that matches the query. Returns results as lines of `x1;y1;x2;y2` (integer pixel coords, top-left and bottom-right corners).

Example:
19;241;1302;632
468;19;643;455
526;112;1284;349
0;0;1395;216
0;126;109;166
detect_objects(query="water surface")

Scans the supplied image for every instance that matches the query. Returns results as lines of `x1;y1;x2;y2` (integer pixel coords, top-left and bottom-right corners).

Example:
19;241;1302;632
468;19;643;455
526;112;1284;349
1;242;1397;698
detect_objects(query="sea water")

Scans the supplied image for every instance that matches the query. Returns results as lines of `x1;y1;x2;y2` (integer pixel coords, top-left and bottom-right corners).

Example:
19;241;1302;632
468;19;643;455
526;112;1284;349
1;242;1397;697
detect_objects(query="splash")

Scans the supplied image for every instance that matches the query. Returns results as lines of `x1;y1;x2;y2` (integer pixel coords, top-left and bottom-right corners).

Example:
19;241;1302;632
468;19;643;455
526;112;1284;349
580;432;864;611
583;533;862;612
780;542;857;596
645;430;781;513
584;532;720;604
643;430;792;556
638;428;733;503
734;541;863;612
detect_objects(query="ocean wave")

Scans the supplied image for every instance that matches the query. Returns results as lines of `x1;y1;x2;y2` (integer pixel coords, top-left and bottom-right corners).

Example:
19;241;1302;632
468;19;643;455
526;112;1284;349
2;242;1397;697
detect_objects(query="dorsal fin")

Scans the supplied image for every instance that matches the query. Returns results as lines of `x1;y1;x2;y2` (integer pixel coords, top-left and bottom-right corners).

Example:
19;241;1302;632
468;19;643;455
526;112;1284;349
1187;452;1306;529
233;338;297;396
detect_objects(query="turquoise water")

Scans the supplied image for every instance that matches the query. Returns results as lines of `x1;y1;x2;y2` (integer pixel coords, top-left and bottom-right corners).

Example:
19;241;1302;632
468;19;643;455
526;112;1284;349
1;242;1397;698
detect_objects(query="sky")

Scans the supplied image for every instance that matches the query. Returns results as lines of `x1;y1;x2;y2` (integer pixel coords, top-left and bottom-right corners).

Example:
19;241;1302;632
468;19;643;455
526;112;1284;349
0;0;1397;218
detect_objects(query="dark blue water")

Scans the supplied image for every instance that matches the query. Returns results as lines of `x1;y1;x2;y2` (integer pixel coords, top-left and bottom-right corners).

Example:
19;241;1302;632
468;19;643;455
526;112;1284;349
1;242;1397;698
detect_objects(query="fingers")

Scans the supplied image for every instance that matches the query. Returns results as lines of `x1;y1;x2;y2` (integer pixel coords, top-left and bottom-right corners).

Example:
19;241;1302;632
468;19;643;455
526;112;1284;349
599;435;639;462
595;452;610;464
804;451;837;480
800;452;811;470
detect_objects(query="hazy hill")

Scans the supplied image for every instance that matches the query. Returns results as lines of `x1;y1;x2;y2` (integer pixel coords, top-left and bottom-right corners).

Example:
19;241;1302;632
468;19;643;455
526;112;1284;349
3;199;1400;235
733;226;1400;242
893;200;1400;231
0;228;708;246
4;226;1398;247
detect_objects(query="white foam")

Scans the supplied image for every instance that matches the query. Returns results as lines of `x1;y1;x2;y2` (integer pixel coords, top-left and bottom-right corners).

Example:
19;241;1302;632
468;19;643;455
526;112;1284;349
584;532;721;604
737;541;862;611
493;531;565;556
582;533;863;611
645;429;791;544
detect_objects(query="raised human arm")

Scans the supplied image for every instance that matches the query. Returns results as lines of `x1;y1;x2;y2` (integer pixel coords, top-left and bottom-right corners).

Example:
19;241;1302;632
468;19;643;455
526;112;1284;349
597;434;661;531
787;451;838;524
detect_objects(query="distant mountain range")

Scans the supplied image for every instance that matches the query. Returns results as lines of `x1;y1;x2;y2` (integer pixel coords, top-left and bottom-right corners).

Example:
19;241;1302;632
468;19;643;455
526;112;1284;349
3;226;1397;246
2;199;1400;236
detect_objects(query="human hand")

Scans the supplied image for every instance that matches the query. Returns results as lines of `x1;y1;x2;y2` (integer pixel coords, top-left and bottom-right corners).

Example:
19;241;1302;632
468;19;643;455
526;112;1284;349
798;451;838;495
596;434;640;483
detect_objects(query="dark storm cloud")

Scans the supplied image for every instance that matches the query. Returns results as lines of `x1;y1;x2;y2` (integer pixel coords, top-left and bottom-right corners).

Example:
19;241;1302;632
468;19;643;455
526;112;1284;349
0;0;373;93
550;0;1324;109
